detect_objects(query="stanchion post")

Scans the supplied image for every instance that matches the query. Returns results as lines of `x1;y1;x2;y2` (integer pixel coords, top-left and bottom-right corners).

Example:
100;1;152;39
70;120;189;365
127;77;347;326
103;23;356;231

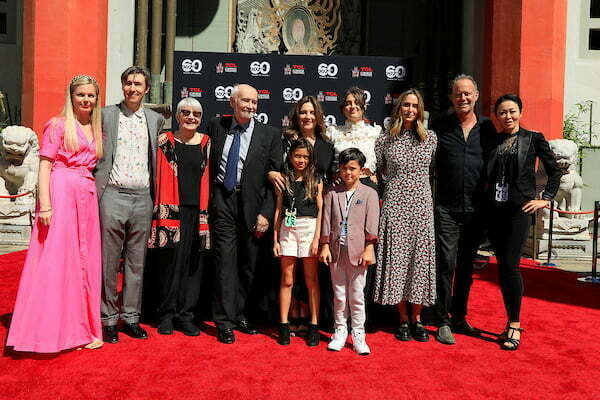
543;201;556;266
578;200;600;284
591;201;598;279
532;209;539;260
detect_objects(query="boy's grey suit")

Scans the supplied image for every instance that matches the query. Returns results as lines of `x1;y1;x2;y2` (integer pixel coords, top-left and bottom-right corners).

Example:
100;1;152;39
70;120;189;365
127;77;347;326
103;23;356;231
94;104;164;326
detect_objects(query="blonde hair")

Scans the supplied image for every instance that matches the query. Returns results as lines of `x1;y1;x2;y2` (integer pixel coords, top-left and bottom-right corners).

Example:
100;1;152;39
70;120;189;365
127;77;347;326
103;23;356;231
388;88;428;142
59;74;103;158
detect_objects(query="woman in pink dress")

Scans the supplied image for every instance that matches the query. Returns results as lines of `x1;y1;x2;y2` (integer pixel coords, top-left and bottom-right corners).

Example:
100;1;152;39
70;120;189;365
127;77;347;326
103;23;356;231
6;75;104;352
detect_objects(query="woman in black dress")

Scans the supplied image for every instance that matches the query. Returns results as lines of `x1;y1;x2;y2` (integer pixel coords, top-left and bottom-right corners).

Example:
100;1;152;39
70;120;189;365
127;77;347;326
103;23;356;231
487;94;561;350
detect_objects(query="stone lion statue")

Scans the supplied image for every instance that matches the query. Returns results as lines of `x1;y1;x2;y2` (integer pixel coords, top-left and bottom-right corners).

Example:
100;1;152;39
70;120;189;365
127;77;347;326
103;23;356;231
0;126;39;214
548;139;583;218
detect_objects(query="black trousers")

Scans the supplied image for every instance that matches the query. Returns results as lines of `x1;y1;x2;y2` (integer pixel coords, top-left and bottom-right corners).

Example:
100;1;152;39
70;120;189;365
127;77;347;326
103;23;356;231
156;206;204;323
211;186;262;330
489;204;530;322
434;206;483;325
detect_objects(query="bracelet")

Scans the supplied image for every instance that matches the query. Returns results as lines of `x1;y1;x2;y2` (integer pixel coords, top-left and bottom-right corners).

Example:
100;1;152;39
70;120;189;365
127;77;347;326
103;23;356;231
39;208;52;213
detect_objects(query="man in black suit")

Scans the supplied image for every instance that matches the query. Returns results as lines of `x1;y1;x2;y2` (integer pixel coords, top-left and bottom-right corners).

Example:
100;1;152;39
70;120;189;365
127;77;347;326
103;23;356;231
208;83;282;344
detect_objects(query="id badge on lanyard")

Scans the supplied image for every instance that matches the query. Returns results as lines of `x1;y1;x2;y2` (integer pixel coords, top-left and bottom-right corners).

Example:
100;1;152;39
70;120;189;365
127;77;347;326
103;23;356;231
284;208;297;227
495;183;509;203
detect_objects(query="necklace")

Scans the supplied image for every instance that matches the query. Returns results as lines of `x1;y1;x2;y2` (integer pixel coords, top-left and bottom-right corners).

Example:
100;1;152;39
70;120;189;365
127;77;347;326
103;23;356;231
175;131;196;144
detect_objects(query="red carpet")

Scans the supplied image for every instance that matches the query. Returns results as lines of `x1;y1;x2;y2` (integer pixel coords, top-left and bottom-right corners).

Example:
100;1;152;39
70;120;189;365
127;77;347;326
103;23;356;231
1;250;600;399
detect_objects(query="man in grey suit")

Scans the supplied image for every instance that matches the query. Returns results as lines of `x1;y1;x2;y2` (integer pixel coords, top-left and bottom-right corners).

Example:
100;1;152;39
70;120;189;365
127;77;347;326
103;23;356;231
94;66;165;343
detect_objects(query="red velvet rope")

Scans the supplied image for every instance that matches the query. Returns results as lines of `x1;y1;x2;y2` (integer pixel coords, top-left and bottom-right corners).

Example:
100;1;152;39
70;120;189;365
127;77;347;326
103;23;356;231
542;205;595;215
0;191;33;199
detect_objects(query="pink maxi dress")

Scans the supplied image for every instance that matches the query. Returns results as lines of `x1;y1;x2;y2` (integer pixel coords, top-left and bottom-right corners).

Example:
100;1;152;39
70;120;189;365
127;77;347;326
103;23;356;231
6;118;102;353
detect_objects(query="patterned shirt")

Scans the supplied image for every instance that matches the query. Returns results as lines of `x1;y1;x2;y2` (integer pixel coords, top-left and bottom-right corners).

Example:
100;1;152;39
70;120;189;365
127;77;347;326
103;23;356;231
326;120;381;173
108;103;150;188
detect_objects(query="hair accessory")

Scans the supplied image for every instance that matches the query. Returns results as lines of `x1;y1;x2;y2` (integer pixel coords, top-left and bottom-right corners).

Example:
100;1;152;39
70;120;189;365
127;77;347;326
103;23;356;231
70;74;98;86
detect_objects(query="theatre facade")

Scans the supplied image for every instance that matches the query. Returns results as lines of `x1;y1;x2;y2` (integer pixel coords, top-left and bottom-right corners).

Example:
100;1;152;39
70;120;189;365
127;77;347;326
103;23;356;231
0;0;598;145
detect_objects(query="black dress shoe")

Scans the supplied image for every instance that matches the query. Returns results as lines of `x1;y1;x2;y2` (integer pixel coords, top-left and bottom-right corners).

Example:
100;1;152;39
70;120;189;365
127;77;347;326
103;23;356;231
217;328;236;344
236;319;259;335
102;325;119;343
411;321;430;342
451;318;480;336
157;320;173;335
394;322;412;341
174;320;200;336
121;322;148;339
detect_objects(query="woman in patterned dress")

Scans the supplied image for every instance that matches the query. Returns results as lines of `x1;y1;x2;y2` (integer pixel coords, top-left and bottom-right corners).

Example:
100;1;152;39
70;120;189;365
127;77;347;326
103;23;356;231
373;89;437;342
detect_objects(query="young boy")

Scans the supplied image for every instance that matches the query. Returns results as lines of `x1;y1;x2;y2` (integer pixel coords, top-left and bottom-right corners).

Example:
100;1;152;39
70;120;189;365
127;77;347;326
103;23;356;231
319;148;379;355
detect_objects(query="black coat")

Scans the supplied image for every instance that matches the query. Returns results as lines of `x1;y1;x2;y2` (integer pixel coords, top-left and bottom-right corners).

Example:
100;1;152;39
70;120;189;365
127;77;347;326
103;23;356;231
487;128;561;202
207;116;283;231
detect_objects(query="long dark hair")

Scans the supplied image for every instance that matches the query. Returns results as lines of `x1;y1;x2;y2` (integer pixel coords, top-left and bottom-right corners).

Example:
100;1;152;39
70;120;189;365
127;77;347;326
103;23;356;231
283;96;327;142
284;138;318;201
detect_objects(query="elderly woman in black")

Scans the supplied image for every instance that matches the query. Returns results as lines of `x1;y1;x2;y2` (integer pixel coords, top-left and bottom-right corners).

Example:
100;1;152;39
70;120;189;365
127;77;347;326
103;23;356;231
488;94;561;350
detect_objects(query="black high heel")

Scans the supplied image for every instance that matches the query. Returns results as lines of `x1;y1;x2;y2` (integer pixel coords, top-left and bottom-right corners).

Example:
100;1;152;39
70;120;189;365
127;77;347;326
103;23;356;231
501;325;523;351
307;324;320;346
278;323;291;346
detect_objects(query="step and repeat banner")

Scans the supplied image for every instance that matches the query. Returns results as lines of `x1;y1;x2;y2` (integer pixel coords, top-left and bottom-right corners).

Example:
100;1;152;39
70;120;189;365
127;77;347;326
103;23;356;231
173;51;412;132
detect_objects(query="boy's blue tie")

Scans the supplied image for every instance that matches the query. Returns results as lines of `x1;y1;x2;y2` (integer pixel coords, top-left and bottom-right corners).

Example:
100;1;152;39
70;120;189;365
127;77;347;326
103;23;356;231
223;127;241;192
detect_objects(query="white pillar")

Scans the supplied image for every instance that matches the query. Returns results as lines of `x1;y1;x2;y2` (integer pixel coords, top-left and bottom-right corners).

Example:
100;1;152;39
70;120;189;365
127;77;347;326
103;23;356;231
105;0;136;105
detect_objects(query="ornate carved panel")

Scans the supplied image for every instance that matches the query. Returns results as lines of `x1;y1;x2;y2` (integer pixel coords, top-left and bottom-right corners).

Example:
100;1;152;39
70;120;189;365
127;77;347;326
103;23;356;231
234;0;341;55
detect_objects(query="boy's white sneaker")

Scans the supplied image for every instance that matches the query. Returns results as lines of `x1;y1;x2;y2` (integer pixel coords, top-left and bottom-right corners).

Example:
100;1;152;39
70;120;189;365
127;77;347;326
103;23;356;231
327;326;348;351
352;329;371;355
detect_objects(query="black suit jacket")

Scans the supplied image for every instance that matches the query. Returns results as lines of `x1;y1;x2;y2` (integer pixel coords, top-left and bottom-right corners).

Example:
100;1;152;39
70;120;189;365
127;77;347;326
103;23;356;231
487;128;561;202
208;116;282;231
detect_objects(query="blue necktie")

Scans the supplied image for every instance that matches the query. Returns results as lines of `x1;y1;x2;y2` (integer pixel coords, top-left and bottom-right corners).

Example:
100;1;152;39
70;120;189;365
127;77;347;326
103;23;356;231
223;127;241;191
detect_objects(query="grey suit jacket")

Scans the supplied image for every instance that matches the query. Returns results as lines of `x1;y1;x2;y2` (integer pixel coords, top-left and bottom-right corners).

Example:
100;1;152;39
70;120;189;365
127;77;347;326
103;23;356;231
94;104;165;200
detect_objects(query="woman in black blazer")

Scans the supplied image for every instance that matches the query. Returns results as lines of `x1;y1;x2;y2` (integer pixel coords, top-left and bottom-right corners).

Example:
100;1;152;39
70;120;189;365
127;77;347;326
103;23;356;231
487;94;561;351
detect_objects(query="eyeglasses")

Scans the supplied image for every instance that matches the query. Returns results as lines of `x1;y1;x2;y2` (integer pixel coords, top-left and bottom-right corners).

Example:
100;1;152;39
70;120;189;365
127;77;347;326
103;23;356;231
180;109;202;118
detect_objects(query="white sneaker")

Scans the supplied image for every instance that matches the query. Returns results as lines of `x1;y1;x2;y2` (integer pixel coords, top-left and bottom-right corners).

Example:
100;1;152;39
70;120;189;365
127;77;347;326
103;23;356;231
327;326;348;351
352;329;371;355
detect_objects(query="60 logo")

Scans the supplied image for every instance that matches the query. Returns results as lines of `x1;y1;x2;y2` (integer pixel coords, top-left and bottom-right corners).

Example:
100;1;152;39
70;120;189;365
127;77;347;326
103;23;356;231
283;88;304;102
250;61;271;75
256;113;269;124
318;63;339;77
182;59;202;73
385;65;406;80
214;86;234;99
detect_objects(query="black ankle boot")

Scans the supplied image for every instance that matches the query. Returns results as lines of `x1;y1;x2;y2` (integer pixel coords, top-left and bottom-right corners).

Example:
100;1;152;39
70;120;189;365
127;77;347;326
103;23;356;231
278;323;291;346
307;324;319;347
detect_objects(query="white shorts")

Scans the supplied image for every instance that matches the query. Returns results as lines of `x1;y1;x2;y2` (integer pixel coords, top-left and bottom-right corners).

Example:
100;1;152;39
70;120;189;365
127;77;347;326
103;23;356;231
279;217;317;258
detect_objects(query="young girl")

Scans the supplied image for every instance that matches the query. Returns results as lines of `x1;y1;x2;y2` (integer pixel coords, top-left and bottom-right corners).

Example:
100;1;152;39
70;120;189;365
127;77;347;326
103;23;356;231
273;138;323;346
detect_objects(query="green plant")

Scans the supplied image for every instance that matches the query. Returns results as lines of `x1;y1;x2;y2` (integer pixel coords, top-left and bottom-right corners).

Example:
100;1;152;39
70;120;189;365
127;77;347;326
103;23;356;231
563;100;599;147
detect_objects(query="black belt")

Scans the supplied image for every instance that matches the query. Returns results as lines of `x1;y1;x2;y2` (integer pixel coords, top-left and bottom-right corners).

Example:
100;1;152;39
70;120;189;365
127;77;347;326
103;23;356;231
219;183;242;192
